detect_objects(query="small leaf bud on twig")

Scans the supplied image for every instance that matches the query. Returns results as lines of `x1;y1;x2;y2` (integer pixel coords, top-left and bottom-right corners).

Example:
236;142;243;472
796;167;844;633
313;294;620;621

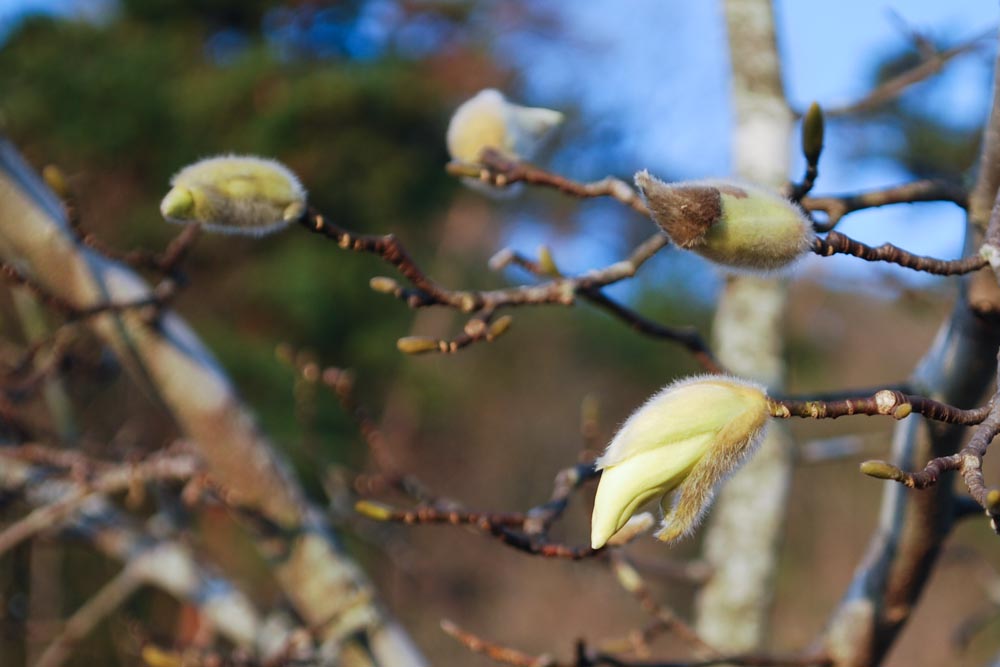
396;336;442;355
802;101;825;165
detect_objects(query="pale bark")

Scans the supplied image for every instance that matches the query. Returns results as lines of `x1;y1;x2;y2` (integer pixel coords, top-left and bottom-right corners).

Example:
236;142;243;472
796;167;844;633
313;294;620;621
694;0;795;651
0;139;425;667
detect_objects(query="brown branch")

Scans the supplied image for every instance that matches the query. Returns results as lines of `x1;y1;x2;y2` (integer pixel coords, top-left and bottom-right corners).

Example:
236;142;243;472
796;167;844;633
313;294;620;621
353;498;603;560
770;389;991;424
523;461;600;536
355;500;525;528
490;246;722;373
34;569;143;667
811;231;987;275
859;382;1000;530
802;180;968;232
441;619;557;667
447;148;649;216
0;451;202;556
1;261;170;321
303;208;726;370
303;209;667;312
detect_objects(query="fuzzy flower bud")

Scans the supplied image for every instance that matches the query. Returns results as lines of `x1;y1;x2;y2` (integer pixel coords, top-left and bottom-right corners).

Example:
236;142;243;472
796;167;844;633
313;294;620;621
590;375;769;549
634;171;814;272
160;155;307;236
447;89;563;164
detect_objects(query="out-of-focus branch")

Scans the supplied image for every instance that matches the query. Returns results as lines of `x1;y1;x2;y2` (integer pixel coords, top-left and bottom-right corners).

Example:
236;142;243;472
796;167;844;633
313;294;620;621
0;452;262;650
802;180;968;232
0;449;201;556
303;209;667;312
33;568;143;667
304;206;725;368
353;465;608;561
609;553;717;657
321;358;609;560
823;29;992;117
439;619;830;667
0;139;425;666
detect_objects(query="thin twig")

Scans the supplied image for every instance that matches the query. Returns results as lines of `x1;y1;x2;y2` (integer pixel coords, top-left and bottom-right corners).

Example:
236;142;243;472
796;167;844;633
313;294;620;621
858;353;1000;531
0;452;201;556
447;148;648;216
609;553;718;657
34;569;142;667
802;180;968;232
811;231;987;275
492;246;722;373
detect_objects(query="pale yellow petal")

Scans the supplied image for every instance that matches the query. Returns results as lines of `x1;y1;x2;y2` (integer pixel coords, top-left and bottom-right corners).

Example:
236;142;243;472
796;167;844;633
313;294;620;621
591;432;714;549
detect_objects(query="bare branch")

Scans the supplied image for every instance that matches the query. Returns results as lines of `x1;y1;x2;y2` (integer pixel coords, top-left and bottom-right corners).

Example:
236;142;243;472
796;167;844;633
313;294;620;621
811;231;987;275
802;180;968;232
770;389;991;424
447;148;648;216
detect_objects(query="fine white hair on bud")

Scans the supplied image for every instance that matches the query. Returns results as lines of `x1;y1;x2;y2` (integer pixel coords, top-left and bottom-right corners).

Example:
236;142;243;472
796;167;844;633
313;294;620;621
446;89;562;198
160;155;307;236
590;375;770;549
634;170;815;272
446;89;563;164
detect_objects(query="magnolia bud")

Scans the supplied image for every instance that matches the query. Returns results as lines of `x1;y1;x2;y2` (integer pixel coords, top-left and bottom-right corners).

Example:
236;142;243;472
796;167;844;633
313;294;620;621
396;336;441;355
160;155;307;236
41;165;69;198
590;375;769;549
802;102;825;165
447;89;562;198
634;170;814;272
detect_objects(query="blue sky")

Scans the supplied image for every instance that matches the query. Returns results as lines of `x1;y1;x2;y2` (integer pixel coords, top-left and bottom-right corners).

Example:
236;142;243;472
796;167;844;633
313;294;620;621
491;0;998;296
1;0;997;296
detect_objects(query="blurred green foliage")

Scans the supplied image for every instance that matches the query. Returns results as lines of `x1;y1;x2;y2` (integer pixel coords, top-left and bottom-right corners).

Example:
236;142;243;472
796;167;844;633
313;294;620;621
0;4;462;463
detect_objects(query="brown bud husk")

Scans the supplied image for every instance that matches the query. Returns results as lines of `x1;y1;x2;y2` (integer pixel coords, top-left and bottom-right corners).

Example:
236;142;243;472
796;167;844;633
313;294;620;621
634;170;815;272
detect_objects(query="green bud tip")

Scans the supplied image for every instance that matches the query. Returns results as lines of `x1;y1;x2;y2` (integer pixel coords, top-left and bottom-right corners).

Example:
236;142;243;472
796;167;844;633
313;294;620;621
537;245;560;276
986;488;1000;512
41;165;69;198
369;276;400;294
860;460;901;481
160;186;195;220
802;102;825;164
354;500;395;521
487;315;513;339
396;336;441;355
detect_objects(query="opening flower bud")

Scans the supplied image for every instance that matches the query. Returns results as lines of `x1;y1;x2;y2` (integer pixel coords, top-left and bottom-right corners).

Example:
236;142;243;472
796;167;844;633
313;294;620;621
160;155;307;236
590;375;769;549
446;89;562;198
634;170;814;272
